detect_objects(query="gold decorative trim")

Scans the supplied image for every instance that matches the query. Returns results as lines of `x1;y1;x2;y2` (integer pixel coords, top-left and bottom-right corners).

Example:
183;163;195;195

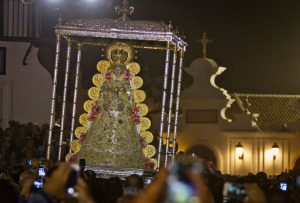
97;60;110;73
88;87;101;101
127;62;140;75
79;113;90;127
84;100;95;113
143;145;156;158
131;76;143;90
140;131;153;143
137;103;148;117
75;126;88;138
92;74;105;87
139;117;151;131
70;140;82;153
133;90;146;103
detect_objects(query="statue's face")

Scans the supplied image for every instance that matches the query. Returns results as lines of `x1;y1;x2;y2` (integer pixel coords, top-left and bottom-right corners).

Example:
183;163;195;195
113;66;124;77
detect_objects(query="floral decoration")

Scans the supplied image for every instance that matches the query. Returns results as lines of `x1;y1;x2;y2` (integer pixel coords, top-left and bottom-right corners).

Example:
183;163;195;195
130;106;140;125
104;71;113;82
145;157;155;169
139;137;147;149
124;71;132;83
69;153;78;163
88;104;100;121
78;132;87;144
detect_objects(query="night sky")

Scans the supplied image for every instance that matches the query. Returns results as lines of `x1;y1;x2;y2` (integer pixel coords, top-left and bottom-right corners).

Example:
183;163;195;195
40;0;300;95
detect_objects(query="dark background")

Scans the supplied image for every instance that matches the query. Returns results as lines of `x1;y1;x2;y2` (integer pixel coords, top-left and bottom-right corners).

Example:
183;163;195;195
4;0;300;94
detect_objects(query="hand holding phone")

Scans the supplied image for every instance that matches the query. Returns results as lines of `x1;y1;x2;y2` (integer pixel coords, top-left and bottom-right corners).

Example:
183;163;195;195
65;164;79;197
223;182;247;199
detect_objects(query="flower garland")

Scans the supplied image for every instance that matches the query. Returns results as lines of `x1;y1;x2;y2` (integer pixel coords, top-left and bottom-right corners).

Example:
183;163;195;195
145;157;155;169
139;137;147;149
104;70;113;82
88;104;100;121
78;132;86;144
130;106;140;125
69;153;78;163
124;71;132;83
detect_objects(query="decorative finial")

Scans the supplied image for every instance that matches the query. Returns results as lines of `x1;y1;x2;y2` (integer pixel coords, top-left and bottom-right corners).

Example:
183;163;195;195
197;32;213;58
115;0;134;20
168;21;173;32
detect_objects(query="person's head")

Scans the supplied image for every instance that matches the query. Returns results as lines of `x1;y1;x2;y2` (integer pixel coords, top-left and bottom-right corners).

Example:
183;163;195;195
27;139;35;149
124;174;144;189
4;128;13;137
256;171;268;182
0;137;11;151
42;123;49;132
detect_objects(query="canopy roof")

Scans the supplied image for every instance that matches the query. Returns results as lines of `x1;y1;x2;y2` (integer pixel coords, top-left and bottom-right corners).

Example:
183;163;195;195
55;1;187;50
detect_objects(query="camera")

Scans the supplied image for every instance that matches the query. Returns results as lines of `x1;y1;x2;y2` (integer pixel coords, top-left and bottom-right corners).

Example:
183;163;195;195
223;182;248;199
65;164;80;196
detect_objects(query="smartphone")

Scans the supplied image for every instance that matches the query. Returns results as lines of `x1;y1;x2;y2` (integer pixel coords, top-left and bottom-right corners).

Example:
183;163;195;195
223;182;248;199
144;177;153;185
167;163;197;203
66;164;79;196
38;165;46;178
33;179;44;189
280;182;287;191
27;159;32;166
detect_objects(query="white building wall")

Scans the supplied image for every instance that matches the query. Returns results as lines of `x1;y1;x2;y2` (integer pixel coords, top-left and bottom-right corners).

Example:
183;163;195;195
0;41;52;128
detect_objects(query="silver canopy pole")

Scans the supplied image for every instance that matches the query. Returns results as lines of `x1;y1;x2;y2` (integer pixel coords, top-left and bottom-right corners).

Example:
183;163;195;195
47;34;61;160
58;38;72;161
69;42;82;153
157;42;171;169
164;45;177;167
171;49;185;164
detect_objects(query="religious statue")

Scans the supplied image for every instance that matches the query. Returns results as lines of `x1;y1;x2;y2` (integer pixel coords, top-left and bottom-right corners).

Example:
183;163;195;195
67;42;156;169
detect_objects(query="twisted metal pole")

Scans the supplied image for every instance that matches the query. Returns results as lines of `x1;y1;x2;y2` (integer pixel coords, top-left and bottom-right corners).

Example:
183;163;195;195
171;49;185;164
165;45;177;167
157;42;171;169
58;38;72;161
69;42;82;153
47;34;61;159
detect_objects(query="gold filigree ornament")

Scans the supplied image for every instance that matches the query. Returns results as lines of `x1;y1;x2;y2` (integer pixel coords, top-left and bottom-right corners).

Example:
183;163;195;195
137;103;148;117
97;60;110;73
139;117;151;131
140;131;153;143
143;145;156;158
133;90;146;103
75;126;88;138
92;73;105;87
79;113;90;127
106;42;133;64
131;76;143;90
88;87;101;101
127;62;140;75
70;140;82;153
65;153;73;162
84;100;95;113
150;158;158;170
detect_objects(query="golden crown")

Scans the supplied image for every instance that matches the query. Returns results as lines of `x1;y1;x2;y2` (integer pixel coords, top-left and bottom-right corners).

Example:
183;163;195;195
106;42;133;64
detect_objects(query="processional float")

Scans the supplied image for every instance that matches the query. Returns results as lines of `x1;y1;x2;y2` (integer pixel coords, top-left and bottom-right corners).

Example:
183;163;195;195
46;0;187;178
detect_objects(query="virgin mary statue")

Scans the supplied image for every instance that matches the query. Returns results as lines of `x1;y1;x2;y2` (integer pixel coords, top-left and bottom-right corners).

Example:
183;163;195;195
75;42;147;169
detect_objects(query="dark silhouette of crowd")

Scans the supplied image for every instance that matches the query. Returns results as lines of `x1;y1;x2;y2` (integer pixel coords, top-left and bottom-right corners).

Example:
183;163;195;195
0;122;300;203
